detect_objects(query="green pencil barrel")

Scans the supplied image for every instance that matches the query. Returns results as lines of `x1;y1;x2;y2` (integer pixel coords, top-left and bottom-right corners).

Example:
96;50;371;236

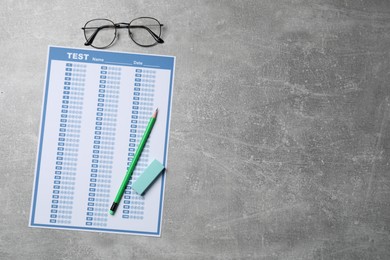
113;116;156;204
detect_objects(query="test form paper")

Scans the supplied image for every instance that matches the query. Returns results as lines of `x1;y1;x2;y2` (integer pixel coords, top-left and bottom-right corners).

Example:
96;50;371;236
30;46;175;236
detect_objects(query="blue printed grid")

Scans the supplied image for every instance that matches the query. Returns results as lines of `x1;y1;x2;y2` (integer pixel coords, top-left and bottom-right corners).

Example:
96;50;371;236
50;63;86;225
85;66;121;227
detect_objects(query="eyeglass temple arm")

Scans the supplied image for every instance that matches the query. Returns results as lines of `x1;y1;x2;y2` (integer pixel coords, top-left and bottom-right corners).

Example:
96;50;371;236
129;25;164;43
82;25;116;46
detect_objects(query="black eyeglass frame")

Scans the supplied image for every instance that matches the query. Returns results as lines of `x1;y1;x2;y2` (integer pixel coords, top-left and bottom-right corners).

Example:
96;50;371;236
81;17;164;49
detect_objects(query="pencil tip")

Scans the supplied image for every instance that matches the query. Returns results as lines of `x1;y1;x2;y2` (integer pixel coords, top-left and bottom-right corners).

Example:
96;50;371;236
152;108;158;118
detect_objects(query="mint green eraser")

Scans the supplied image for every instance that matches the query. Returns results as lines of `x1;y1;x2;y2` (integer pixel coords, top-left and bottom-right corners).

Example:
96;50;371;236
132;159;165;195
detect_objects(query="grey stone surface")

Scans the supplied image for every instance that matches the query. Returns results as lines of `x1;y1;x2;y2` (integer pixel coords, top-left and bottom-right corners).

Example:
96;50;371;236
1;0;390;259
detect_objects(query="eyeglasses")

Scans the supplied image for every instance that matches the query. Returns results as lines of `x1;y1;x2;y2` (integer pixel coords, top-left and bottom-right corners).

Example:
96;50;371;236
81;17;164;49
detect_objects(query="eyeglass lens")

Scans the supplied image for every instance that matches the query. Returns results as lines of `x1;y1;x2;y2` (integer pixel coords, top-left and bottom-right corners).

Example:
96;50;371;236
129;17;162;47
83;19;116;49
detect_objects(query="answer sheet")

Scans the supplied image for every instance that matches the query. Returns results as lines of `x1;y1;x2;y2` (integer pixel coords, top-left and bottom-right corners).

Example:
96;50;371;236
30;46;175;236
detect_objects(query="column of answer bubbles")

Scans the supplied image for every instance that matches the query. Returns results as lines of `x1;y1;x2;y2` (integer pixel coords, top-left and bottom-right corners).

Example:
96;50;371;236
122;68;156;220
49;63;86;225
85;66;121;227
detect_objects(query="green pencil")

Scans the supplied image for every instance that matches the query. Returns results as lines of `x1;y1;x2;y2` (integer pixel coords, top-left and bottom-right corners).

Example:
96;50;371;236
109;108;158;215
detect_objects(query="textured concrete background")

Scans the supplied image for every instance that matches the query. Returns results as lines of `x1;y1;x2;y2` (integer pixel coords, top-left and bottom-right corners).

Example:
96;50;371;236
1;0;390;259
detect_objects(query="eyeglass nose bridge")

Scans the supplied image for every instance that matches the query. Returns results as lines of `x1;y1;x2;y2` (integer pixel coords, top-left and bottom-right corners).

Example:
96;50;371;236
114;23;131;28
